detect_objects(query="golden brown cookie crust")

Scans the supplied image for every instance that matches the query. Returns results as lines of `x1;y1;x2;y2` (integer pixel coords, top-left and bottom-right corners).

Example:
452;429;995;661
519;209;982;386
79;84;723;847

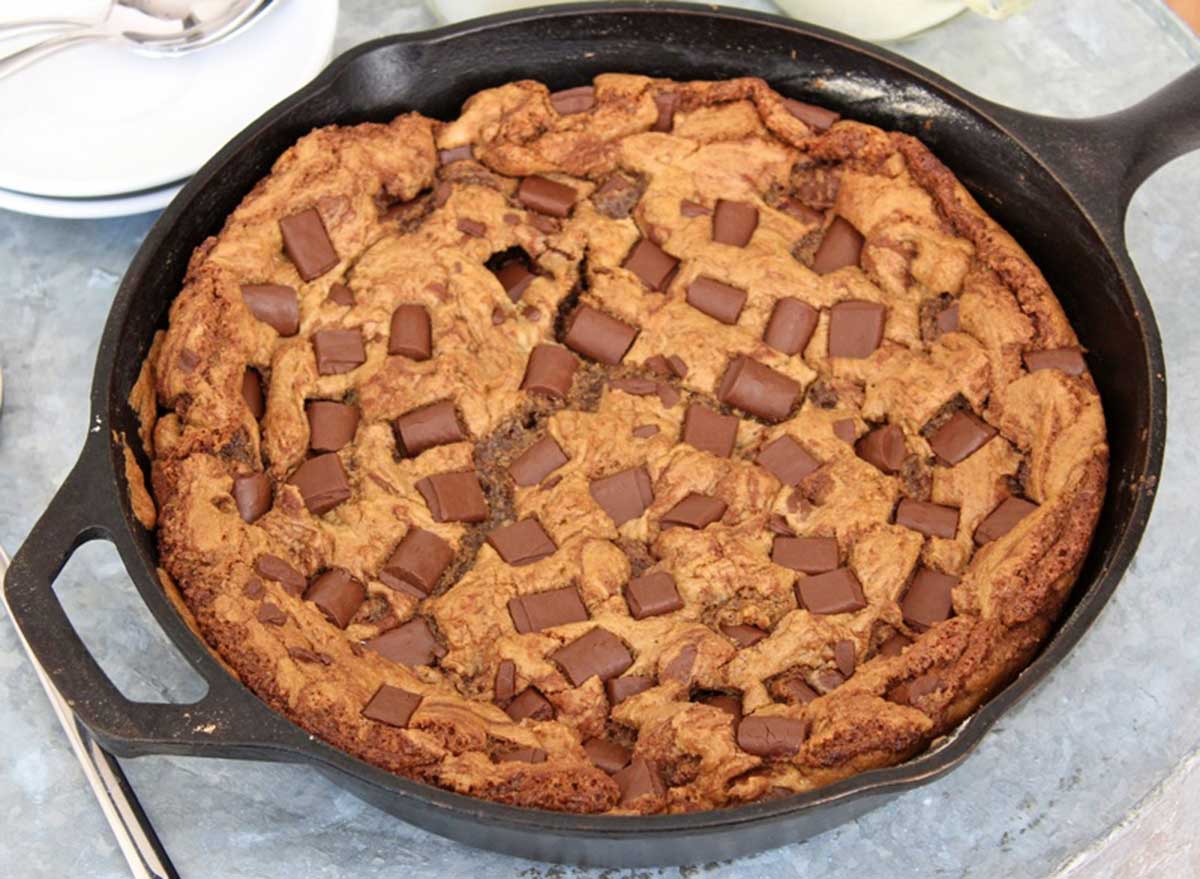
142;74;1107;814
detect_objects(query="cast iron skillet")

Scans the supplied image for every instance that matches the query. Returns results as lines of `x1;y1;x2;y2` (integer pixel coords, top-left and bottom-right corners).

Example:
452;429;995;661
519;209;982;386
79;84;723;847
6;3;1196;867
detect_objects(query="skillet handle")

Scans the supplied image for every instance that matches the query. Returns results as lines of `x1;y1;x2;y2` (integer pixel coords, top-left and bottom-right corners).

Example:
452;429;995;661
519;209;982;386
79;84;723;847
981;64;1200;235
4;430;305;760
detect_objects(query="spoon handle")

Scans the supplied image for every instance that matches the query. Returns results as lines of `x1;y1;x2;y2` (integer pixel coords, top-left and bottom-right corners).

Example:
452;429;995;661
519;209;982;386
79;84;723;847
0;19;93;41
0;29;108;82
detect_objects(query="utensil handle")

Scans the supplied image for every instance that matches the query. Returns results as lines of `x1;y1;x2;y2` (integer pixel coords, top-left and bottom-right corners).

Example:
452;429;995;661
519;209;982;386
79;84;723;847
980;64;1200;236
4;431;302;759
0;28;105;81
0;19;91;41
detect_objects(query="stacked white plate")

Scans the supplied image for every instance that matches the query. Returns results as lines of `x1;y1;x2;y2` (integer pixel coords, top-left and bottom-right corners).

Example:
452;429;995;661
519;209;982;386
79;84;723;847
0;0;338;219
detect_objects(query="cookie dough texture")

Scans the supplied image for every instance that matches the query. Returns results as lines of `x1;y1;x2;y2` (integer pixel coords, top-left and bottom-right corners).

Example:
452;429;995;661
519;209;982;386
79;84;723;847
139;74;1107;815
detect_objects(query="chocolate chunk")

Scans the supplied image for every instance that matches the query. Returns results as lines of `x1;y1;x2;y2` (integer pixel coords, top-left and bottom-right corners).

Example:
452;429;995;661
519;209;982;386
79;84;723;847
811;668;846;694
242;368;265;419
381;528;454;596
1024;347;1087;376
795;568;867;615
682;404;738;458
243;577;264;599
879;632;912;657
366;618;444;666
493;260;536;303
517;175;577;218
975;496;1038;545
644;355;670;376
717;356;801;422
549;85;594;114
241;284;299;336
833;418;857;444
304;568;365;629
652;92;679;132
362;684;422;728
936;301;959;336
488;519;557;566
494;659;517;703
712;200;758;247
895;499;960;539
929;411;996;466
510;436;569;487
522;305;542;321
614;757;666;806
454;219;485;239
306;400;359;452
508;586;589;634
506;688;554;721
624;571;683;619
901;568;958;629
772;536;838;574
890;673;943;706
233;473;272;524
256;602;288;626
622;238;679;291
606;675;654;704
737;715;808;757
833;639;856;677
328;282;354;306
592;174;642;219
811;216;864;274
584;738;631;774
783;99;840;131
610;377;659;397
700;693;742;720
756;435;820;485
491;306;506;326
663;644;697;682
280;208;339;281
590;466;654;526
661;493;726;530
856;424;907;474
312;328;365;375
633;424;660;439
680;199;711;217
415;470;487;523
828;300;886;358
721;623;768;648
438;144;473;164
395;400;465;457
764;297;818;355
773;673;818;705
288;453;351;515
388;304;432;360
687;276;747;325
564;305;638;365
521;344;579;399
551;628;633;687
495;746;547;764
255;554;307;595
656;383;680;409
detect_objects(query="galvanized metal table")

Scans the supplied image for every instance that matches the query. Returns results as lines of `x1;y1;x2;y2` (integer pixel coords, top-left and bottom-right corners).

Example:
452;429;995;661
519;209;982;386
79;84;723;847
0;0;1196;875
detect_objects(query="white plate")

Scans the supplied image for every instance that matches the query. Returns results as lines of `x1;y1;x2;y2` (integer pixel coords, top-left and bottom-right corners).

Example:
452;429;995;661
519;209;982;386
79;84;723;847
0;179;184;219
0;0;338;199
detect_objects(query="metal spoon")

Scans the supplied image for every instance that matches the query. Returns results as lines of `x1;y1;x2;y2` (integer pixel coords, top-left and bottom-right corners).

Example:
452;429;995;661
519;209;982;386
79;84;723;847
0;0;268;82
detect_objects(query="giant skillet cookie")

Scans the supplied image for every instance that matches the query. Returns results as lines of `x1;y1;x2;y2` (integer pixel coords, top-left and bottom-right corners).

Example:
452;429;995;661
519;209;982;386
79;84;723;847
134;74;1107;814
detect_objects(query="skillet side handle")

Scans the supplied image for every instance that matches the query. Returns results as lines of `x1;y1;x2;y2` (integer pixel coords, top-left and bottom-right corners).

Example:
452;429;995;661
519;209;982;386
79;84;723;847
983;64;1200;233
4;431;302;760
1109;64;1200;206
